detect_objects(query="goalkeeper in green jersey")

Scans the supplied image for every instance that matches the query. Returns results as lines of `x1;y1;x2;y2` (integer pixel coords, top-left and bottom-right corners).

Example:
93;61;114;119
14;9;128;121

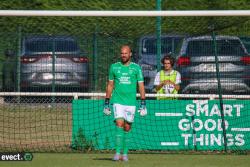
103;45;147;162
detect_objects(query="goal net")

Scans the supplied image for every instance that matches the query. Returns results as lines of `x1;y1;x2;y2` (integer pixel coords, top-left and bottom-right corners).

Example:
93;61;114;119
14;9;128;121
0;10;250;153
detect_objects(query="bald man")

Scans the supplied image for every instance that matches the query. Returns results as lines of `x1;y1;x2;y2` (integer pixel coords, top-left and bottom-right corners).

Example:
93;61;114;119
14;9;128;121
103;45;147;161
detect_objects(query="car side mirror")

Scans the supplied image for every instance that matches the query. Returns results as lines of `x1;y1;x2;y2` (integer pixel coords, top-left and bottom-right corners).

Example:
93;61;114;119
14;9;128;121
4;49;15;58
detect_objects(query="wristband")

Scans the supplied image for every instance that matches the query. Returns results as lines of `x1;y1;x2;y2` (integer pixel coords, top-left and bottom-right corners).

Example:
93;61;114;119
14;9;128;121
105;98;110;105
140;99;146;106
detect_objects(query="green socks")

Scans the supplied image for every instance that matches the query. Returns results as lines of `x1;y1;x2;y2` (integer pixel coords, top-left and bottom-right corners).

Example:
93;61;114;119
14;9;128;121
115;126;124;154
115;126;131;155
123;131;131;155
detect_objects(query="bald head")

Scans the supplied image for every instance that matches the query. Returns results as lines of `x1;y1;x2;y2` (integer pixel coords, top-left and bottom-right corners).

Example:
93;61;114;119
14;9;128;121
120;45;132;65
121;45;131;53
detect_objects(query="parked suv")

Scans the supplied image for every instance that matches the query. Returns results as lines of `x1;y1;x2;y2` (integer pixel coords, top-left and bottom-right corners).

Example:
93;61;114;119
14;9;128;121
2;35;89;92
176;35;250;94
137;34;184;92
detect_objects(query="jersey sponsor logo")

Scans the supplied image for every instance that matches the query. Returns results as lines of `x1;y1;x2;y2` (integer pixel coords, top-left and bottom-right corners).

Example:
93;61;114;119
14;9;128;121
119;76;131;84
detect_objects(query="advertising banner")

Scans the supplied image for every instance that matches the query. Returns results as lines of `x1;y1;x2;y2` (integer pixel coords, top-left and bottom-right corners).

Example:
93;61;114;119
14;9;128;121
72;100;250;150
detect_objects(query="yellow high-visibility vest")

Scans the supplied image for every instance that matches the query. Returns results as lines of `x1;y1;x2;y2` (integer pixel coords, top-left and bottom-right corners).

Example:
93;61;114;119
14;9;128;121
157;70;178;100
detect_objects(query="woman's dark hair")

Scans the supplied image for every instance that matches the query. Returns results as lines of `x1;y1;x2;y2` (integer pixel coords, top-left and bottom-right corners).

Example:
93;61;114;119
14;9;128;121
161;54;175;66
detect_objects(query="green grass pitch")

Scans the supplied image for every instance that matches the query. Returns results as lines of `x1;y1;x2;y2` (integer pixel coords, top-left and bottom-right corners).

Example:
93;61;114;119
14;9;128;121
0;153;250;167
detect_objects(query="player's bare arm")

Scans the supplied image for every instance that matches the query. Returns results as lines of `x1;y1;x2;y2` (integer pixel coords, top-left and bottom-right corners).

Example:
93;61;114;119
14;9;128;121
105;80;114;99
138;82;145;100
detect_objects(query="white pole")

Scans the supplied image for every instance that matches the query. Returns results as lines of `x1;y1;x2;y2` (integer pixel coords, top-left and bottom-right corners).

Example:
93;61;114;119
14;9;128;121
1;10;250;17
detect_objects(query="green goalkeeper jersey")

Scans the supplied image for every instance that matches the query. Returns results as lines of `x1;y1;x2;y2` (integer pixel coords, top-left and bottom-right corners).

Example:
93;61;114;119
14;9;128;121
109;62;144;106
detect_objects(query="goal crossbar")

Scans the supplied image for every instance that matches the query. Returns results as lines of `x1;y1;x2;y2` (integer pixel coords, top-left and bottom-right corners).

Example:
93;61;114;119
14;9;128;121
1;10;250;17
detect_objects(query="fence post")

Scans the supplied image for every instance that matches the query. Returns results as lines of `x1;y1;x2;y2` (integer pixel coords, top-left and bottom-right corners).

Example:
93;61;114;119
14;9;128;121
212;30;227;152
52;38;56;103
156;0;161;71
16;26;21;93
92;25;98;91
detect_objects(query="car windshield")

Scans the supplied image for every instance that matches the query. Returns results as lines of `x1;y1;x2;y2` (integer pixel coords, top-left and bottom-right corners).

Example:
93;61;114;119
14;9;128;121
25;39;79;53
240;37;250;53
187;39;245;56
142;37;182;54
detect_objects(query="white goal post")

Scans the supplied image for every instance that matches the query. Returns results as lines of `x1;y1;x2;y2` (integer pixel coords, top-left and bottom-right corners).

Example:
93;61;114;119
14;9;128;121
1;10;250;17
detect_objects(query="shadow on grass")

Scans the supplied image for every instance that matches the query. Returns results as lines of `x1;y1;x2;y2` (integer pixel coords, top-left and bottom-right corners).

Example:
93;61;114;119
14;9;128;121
93;157;113;161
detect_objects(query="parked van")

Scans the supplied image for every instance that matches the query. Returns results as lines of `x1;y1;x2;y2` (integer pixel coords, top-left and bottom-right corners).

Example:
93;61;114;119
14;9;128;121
137;34;184;92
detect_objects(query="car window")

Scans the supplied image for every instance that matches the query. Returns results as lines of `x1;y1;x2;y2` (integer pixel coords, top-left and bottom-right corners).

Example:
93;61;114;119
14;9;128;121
25;39;79;53
239;37;250;53
25;40;52;52
187;39;245;56
55;40;79;52
142;37;182;55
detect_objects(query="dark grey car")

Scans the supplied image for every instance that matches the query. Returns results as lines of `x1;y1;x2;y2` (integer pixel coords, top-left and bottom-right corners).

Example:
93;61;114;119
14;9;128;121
137;34;184;92
4;35;89;92
176;35;250;94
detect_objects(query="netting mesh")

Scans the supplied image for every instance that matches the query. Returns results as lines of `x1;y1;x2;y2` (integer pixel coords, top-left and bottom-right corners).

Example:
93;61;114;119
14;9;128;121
72;99;250;152
0;10;250;153
1;16;250;93
0;100;72;152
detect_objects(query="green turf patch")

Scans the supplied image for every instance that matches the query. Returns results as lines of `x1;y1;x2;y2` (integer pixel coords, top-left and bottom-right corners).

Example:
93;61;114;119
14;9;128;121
0;153;250;167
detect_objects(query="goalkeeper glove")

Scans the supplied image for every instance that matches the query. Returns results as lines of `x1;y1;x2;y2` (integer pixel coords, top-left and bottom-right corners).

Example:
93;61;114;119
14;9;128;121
103;98;111;116
138;99;147;116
